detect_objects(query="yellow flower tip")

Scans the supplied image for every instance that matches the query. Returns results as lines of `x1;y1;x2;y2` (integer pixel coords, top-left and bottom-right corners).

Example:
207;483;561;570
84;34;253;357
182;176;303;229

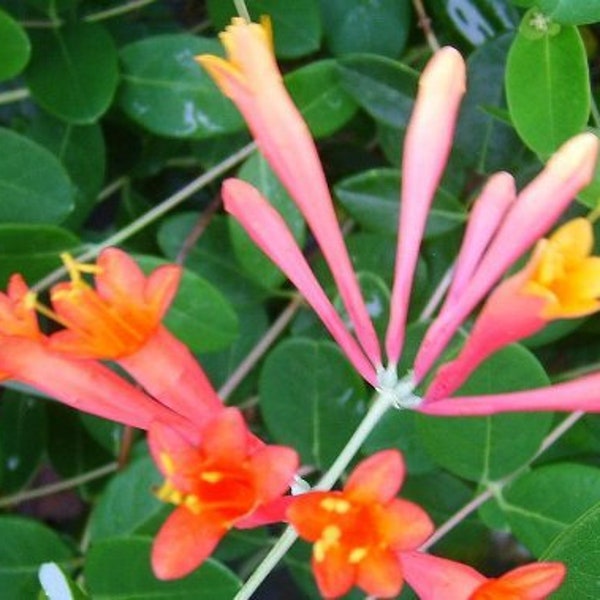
547;132;599;186
420;46;467;98
24;291;38;311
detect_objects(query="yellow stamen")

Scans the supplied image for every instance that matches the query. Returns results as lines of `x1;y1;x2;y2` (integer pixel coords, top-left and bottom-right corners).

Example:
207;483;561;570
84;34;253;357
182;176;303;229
155;481;183;505
61;252;102;286
320;497;351;514
201;471;223;484
348;547;367;564
314;525;341;563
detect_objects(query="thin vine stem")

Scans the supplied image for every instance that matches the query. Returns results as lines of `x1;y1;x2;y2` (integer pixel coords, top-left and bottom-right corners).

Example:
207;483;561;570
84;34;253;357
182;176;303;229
234;390;397;600
0;88;30;106
32;142;256;292
0;462;118;508
234;0;251;21
421;410;585;550
84;0;158;22
411;0;441;52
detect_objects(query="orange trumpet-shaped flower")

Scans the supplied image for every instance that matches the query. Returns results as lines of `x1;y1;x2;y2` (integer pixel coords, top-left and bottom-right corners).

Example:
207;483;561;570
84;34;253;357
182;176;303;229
426;218;600;401
149;408;298;580
0;274;191;432
47;248;223;425
287;450;434;598
401;551;565;599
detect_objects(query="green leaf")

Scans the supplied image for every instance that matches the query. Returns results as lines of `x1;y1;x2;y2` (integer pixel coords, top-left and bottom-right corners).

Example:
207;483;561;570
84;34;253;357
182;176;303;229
0;516;74;600
319;0;411;58
285;60;358;138
158;214;265;307
89;457;164;542
0;129;75;224
337;54;418;128
85;537;241;599
537;0;600;25
26;23;119;124
505;16;589;156
417;344;553;482
543;501;600;598
334;168;465;239
259;338;367;468
0;225;80;287
0;392;45;493
504;463;600;556
38;563;89;600
454;34;525;173
228;152;305;289
119;35;243;138
135;255;239;354
27;112;105;223
0;8;30;81
206;0;322;58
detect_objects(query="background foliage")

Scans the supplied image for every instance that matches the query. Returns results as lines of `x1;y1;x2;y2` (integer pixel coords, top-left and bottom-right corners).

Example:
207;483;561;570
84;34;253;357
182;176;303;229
0;0;600;598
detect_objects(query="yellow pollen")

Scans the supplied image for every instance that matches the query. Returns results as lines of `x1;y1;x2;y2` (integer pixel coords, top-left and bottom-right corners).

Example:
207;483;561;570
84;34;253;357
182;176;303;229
155;481;183;505
201;471;223;484
60;252;102;287
160;452;175;476
349;547;367;564
320;497;351;514
184;494;202;514
314;525;342;563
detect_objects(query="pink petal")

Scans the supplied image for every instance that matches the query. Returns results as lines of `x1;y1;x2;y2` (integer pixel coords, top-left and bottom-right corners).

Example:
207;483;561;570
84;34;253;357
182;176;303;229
152;507;228;580
415;132;599;381
96;247;146;301
118;325;223;427
223;178;377;385
426;257;547;401
420;371;600;416
479;562;566;599
401;551;485;600
443;172;516;309
385;47;466;366
148;421;203;477
345;450;405;503
201;408;248;463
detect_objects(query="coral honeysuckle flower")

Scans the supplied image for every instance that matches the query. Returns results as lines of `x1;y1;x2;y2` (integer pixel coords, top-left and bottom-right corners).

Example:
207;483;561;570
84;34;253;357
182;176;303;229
401;551;565;599
287;450;434;598
0;274;191;432
426;218;600;401
149;408;298;579
46;248;222;426
197;17;382;372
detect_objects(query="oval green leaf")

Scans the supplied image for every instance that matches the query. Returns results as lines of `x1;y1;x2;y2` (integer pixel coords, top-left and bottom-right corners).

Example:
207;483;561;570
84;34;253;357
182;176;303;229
0;129;75;224
0;516;74;600
504;463;600;557
538;0;600;25
0;224;80;287
337;54;418;128
335;168;465;239
543;501;600;598
85;537;241;599
259;338;367;469
119;35;243;138
135;255;239;354
505;18;589;156
26;23;118;124
417;344;552;483
0;8;30;81
320;0;411;58
285;60;358;138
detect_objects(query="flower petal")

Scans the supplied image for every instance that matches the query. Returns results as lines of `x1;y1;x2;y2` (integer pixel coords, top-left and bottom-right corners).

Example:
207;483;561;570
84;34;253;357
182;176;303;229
312;544;355;599
356;547;404;598
223;178;377;384
249;444;298;504
375;498;435;550
345;450;405;503
151;507;228;580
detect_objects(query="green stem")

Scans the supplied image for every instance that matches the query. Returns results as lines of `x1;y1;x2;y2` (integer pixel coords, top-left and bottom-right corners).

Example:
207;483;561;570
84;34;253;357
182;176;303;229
0;88;30;106
0;462;118;508
84;0;157;22
234;0;251;21
234;390;396;600
591;94;600;129
32;141;256;292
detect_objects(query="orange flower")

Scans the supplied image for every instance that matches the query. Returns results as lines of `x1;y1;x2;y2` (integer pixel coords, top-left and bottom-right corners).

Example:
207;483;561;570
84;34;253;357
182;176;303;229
47;248;223;426
287;450;434;598
0;274;190;432
149;408;298;579
402;551;565;600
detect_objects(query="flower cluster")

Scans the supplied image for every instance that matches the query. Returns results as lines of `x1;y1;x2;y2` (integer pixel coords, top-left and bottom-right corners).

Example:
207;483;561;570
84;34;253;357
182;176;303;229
196;15;598;598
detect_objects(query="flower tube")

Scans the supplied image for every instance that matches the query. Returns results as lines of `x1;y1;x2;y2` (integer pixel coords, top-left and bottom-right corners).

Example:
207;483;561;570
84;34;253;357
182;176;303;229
197;17;382;369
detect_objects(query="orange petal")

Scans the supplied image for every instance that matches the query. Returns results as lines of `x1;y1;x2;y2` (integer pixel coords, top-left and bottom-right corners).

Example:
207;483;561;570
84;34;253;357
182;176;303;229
345;450;405;503
375;498;434;550
202;408;248;463
96;248;146;301
287;491;341;541
249;444;298;504
312;544;355;599
151;507;228;580
356;547;404;598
